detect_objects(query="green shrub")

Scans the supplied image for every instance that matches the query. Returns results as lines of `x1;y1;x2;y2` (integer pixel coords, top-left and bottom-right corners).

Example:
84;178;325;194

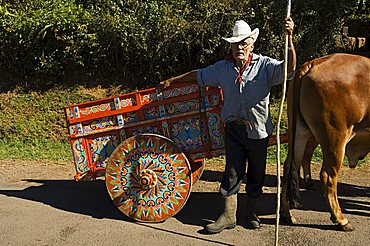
0;0;364;90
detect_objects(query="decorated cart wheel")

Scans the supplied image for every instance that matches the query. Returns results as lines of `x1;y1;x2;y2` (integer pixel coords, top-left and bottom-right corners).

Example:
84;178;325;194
105;133;192;222
189;159;205;184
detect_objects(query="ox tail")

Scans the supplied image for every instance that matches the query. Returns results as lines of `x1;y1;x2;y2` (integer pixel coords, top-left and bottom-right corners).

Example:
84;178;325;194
287;158;300;208
285;61;313;208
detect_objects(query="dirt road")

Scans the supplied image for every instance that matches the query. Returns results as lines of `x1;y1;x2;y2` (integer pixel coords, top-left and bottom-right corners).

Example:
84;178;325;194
0;160;369;246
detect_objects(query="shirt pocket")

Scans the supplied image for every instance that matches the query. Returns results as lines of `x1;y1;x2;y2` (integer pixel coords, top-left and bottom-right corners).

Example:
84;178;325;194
245;79;269;102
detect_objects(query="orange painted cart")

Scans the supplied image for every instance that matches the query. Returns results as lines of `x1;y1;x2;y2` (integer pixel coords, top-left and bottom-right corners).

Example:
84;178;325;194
64;82;287;222
64;82;225;222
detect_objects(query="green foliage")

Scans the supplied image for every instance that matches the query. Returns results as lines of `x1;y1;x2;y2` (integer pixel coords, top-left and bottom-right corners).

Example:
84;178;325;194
0;0;365;90
269;98;288;133
291;0;360;61
0;0;89;80
349;0;370;20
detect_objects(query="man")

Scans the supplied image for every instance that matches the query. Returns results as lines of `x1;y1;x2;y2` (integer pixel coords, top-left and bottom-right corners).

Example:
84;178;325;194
160;18;296;233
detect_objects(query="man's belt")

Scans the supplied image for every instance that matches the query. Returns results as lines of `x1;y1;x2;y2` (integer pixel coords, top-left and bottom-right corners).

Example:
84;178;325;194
233;119;254;130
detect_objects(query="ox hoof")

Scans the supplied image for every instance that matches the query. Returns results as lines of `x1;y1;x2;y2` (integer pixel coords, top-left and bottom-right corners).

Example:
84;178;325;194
280;214;297;225
338;222;354;232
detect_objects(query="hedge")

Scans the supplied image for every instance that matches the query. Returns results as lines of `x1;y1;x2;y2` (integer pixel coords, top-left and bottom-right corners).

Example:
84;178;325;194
0;0;366;90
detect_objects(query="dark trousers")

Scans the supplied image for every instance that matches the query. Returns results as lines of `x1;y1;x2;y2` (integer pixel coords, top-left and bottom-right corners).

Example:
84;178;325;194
220;121;269;199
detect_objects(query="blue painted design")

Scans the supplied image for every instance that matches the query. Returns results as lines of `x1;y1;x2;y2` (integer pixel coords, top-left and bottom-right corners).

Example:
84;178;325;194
165;101;199;115
89;134;119;169
117;114;124;126
145;107;160;120
124;112;139;123
77;123;83;134
120;130;127;141
73;138;89;173
159;105;166;117
207;112;224;148
162;122;170;138
170;117;207;151
74;106;80;118
83;116;117;133
115;97;121;110
156;88;163;101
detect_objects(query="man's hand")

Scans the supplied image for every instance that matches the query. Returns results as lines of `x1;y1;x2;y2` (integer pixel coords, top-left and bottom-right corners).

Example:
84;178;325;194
284;17;294;36
159;79;171;88
284;17;296;74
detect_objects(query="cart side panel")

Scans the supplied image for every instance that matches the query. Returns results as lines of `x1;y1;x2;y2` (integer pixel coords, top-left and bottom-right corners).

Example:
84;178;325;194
65;83;225;181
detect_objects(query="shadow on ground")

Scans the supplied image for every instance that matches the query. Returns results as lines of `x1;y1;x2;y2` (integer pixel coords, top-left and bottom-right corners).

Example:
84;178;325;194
0;179;128;221
0;170;369;231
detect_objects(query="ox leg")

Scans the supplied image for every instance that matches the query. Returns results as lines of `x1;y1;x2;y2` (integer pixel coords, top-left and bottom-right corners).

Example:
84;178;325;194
320;141;354;231
300;137;317;189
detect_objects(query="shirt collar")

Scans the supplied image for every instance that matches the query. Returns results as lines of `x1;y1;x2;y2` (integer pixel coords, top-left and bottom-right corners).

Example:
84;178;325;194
251;53;260;62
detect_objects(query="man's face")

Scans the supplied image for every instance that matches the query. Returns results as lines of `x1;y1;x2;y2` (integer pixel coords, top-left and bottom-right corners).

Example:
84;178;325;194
231;37;254;62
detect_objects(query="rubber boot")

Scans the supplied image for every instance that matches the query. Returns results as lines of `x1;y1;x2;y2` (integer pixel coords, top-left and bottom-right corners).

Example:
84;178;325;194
246;198;260;229
204;194;237;234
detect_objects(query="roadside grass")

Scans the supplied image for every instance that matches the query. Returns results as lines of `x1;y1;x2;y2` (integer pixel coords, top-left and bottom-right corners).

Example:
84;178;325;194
0;138;72;162
0;85;127;162
2;136;368;169
1;86;368;168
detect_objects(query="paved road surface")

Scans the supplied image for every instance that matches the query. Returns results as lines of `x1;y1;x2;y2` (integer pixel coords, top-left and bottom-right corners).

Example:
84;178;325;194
0;160;369;245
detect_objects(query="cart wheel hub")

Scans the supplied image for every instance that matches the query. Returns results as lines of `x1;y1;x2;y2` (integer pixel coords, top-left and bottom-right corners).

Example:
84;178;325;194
140;169;157;189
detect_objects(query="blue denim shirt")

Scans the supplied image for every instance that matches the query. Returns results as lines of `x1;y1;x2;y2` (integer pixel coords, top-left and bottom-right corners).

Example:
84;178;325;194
197;53;288;139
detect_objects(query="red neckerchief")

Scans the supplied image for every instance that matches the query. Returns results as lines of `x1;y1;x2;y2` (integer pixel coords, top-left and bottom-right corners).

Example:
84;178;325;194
235;54;252;85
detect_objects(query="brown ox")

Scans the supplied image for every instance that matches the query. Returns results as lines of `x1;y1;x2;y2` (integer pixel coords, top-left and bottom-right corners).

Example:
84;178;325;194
281;53;370;231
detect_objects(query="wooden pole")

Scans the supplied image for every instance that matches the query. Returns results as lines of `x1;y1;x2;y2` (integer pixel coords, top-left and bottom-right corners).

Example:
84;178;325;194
275;1;291;245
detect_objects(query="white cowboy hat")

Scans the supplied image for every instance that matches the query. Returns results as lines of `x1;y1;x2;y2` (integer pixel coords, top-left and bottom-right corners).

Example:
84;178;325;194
222;20;259;43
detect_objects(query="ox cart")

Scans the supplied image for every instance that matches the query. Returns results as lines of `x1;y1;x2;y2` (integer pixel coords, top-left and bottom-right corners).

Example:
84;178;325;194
64;82;285;222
